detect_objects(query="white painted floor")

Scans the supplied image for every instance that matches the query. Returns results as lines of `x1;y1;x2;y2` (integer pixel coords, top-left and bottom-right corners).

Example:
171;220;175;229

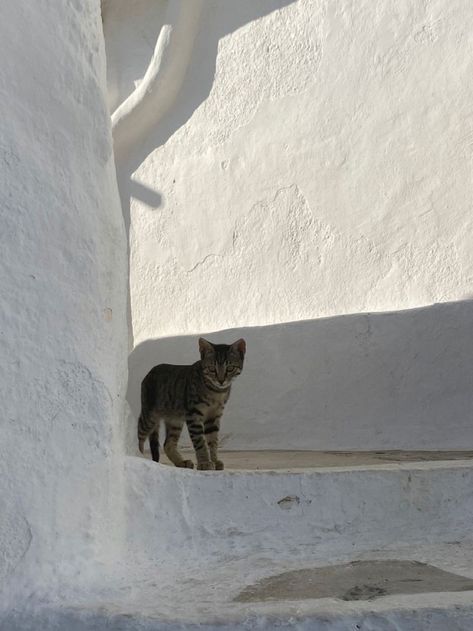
154;449;473;470
9;541;473;630
91;540;473;627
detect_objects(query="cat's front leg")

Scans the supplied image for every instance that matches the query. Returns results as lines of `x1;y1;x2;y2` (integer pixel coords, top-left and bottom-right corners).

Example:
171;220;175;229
186;416;215;470
204;416;223;470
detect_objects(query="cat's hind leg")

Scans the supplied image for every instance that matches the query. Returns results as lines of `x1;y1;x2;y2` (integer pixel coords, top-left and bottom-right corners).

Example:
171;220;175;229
164;418;194;469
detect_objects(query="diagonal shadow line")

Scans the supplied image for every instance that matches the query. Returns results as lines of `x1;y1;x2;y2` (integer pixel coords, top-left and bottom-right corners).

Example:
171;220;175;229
128;179;162;209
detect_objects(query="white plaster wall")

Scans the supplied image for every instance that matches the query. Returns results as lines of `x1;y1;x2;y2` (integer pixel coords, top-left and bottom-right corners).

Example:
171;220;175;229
0;0;127;608
104;0;473;450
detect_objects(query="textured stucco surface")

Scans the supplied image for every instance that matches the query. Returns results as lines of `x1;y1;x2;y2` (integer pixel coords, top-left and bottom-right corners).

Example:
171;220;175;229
105;0;473;340
2;1;473;628
104;0;473;450
126;458;473;565
0;0;127;610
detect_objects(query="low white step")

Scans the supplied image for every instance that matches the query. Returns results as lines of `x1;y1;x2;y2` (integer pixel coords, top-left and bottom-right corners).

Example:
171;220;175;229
4;458;473;630
126;457;473;564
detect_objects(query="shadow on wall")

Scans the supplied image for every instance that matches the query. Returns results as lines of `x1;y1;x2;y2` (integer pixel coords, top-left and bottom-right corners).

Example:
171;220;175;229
126;300;473;454
110;0;298;233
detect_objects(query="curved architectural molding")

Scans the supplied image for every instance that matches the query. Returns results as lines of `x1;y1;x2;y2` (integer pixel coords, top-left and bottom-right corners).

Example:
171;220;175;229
110;0;204;162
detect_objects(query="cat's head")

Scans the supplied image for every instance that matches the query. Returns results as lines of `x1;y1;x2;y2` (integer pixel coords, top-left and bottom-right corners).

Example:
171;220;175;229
199;338;246;389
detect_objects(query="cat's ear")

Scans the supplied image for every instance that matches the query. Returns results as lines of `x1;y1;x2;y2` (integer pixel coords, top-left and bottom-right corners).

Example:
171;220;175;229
199;337;213;357
232;338;246;358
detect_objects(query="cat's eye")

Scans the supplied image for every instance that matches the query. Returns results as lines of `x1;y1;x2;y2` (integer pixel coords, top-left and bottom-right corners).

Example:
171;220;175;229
227;366;235;373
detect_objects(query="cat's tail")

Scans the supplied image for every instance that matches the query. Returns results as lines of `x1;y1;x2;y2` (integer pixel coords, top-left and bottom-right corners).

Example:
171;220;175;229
138;371;160;458
138;410;161;461
137;411;150;454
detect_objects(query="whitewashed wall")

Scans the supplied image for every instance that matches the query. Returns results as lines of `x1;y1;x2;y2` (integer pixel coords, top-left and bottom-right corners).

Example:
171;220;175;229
104;0;473;451
0;0;127;606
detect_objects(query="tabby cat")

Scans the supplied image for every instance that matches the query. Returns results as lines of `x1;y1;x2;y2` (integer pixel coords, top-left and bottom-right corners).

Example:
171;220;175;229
138;337;246;470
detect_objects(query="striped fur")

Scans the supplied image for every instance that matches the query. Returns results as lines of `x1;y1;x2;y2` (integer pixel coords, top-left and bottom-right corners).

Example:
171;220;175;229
138;338;246;470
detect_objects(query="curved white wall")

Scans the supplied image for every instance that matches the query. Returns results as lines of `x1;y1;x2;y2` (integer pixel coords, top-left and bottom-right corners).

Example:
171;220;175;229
104;0;473;451
0;0;127;607
127;301;473;451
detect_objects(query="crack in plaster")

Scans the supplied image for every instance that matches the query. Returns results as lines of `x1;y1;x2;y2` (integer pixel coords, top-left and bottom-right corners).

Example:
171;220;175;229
186;253;223;274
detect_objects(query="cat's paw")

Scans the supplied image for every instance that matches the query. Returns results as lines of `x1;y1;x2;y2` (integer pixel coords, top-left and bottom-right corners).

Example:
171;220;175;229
214;460;224;470
176;460;194;469
197;461;215;470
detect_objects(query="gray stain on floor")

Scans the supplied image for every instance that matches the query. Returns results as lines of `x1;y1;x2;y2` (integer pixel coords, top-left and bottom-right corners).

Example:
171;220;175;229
236;560;473;602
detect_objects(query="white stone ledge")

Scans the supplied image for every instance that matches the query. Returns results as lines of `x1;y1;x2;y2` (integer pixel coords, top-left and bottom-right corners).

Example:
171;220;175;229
125;456;473;565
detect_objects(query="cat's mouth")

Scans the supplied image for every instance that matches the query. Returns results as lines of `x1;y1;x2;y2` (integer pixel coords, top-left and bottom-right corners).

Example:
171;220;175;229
206;378;230;390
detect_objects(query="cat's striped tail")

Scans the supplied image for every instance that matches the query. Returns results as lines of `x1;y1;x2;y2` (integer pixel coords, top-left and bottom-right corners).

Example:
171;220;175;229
138;410;160;460
137;412;151;454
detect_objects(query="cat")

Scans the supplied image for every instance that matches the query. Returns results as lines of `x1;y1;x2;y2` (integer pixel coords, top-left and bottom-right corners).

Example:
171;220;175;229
137;337;246;470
